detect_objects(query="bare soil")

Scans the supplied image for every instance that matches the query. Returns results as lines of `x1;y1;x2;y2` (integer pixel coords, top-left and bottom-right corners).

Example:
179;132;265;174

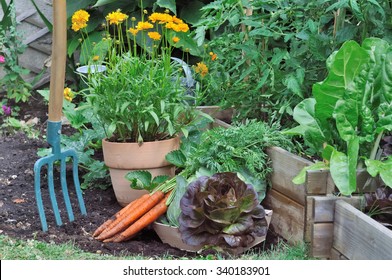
0;91;280;259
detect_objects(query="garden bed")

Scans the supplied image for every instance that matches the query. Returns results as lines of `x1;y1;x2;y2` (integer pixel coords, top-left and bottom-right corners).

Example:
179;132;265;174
0;91;280;258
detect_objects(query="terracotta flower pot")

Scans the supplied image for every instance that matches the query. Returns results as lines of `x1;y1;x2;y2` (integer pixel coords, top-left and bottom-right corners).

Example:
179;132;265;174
102;137;180;206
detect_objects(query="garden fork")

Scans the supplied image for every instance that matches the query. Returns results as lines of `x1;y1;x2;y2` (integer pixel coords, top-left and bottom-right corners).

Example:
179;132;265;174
34;0;86;231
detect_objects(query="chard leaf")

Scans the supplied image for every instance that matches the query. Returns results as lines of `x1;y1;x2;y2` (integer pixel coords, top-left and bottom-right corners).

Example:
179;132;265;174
362;38;392;103
365;157;392;187
330;137;359;196
376;103;392;133
333;99;359;142
283;98;325;153
292;161;329;185
313;40;369;134
330;149;350;195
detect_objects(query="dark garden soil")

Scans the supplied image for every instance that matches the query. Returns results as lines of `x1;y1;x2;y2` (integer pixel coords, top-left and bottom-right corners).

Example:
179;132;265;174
0;90;280;259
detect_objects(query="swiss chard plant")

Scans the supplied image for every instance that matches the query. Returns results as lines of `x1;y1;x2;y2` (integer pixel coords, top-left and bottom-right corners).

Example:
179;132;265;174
285;38;392;196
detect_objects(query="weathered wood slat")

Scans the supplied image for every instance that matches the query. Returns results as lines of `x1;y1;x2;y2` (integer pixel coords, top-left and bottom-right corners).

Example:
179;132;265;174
330;247;349;260
266;146;312;205
333;200;392;260
23;27;50;45
29;41;52;55
311;196;363;223
23;16;47;29
306;169;329;195
263;188;305;243
311;223;334;258
16;10;36;23
210;118;231;129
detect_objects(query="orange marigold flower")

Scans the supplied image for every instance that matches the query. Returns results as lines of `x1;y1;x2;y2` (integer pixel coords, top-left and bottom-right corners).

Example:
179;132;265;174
195;62;208;77
149;12;173;24
136;21;154;30
106;11;128;25
128;27;139;36
71;10;90;32
172;36;180;43
148;31;161;41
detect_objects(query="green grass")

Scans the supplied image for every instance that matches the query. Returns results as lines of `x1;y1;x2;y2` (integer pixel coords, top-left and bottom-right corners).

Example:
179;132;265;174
0;234;313;260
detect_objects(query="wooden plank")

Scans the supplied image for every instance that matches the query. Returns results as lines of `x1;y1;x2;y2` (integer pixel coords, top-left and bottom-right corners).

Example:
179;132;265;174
16;10;36;23
311;223;334;258
210;118;231;129
305;196;315;242
312;196;363;223
333;200;392;259
23;27;50;45
266;146;313;205
306;169;328;194
23;16;47;29
330;247;349;260
29;41;52;55
263;188;305;244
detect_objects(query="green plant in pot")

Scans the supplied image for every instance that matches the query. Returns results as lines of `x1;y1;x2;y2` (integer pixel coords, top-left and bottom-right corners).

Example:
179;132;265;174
78;9;205;206
285;37;392;196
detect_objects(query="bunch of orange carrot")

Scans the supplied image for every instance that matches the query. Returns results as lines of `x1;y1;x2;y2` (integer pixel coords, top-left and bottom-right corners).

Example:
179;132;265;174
93;189;172;242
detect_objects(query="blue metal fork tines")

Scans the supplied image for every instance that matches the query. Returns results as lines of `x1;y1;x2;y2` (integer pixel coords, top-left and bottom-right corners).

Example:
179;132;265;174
34;121;87;231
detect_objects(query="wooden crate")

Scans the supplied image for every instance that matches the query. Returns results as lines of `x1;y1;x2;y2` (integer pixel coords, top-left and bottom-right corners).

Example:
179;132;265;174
332;200;392;260
263;146;376;258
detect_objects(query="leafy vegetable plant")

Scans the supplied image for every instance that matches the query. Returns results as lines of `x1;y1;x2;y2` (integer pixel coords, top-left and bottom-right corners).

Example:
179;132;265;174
128;119;292;227
285;38;392;195
179;172;268;251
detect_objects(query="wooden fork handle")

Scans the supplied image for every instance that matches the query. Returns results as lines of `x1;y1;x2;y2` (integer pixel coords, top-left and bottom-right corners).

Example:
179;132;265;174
48;0;67;122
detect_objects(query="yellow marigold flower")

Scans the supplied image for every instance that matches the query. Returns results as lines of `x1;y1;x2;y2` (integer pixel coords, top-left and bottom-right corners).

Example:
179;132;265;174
168;22;189;32
149;12;173;24
136;21;154;30
106;11;128;25
172;16;184;24
148;31;161;41
165;22;176;30
92;55;100;61
195;62;208;77
128;27;139;36
177;23;189;32
172;36;180;43
63;87;74;102
209;52;218;61
71;9;90;32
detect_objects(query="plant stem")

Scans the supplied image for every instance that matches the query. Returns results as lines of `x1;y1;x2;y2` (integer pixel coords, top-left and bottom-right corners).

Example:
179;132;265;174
370;130;384;160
